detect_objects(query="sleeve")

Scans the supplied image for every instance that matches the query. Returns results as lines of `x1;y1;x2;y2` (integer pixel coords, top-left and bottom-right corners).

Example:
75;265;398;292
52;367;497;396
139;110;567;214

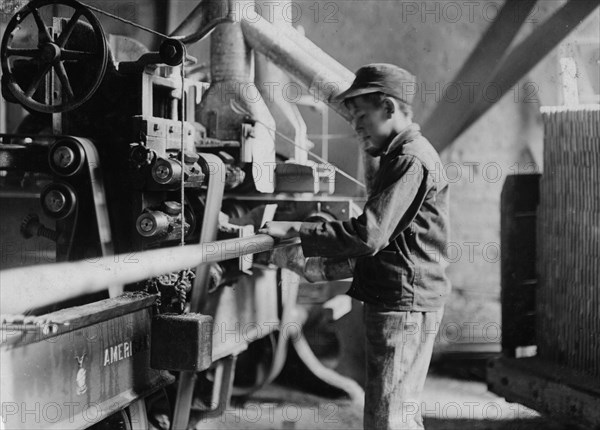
304;257;355;282
299;155;429;258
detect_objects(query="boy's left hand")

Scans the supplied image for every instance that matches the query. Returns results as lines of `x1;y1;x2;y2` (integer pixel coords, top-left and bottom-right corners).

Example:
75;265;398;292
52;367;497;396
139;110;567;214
258;221;302;239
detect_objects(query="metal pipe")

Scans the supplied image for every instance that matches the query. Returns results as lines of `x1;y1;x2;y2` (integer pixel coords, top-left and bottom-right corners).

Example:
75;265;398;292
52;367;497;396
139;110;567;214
254;2;309;163
250;1;351;161
240;11;353;122
255;55;309;162
196;0;277;193
287;311;365;405
0;235;300;315
169;0;234;45
269;21;355;84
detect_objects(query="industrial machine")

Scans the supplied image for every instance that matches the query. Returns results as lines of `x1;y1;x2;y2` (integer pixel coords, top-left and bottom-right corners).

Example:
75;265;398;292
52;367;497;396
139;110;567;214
0;0;361;428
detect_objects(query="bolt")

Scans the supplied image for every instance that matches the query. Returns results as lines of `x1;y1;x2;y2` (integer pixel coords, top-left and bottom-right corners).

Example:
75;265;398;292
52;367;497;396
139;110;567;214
155;164;170;180
44;190;67;214
139;217;155;232
42;323;58;335
20;214;60;242
52;146;75;169
40;43;60;63
163;45;177;58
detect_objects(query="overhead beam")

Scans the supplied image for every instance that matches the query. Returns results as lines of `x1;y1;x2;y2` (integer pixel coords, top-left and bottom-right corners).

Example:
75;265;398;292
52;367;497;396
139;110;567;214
458;0;600;138
423;0;538;150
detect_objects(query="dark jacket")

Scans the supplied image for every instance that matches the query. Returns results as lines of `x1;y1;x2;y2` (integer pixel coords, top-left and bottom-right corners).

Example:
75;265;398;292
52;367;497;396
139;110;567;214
299;124;451;311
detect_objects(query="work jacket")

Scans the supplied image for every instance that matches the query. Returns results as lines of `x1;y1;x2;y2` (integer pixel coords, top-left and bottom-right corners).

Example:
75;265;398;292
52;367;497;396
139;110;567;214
299;124;451;311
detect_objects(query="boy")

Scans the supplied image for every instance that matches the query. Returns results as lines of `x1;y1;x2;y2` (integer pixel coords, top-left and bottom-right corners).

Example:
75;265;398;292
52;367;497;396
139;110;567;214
260;63;450;429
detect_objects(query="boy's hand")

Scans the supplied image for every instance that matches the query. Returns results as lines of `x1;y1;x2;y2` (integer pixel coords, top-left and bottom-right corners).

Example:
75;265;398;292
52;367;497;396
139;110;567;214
269;244;306;276
258;221;302;239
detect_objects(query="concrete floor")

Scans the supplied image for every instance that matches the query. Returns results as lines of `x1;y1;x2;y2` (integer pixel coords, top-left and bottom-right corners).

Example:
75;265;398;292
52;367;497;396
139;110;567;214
192;366;567;430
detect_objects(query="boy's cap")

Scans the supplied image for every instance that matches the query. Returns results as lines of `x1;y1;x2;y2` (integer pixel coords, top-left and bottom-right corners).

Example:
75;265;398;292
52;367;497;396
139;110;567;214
335;63;416;104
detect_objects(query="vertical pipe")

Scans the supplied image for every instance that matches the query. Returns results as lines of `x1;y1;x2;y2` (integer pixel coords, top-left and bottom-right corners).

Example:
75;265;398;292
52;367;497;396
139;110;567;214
322;106;328;163
254;1;309;162
197;0;277;192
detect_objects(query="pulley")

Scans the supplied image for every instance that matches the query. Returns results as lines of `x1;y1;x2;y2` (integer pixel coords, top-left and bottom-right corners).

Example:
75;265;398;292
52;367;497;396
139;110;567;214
0;0;109;113
40;181;77;219
48;137;86;176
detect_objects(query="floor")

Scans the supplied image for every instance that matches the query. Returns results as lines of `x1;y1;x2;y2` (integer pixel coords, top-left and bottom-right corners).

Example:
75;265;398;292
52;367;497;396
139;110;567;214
191;361;568;430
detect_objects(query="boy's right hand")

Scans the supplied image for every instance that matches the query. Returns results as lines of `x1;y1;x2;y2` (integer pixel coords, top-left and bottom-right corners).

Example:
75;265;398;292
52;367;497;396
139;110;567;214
269;244;306;276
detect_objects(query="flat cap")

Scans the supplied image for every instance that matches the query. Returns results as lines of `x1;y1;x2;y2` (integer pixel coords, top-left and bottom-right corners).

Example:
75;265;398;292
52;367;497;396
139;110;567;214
336;63;416;105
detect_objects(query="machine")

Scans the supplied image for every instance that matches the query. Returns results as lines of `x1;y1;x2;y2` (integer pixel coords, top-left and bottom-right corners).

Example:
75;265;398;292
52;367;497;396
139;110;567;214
0;0;362;428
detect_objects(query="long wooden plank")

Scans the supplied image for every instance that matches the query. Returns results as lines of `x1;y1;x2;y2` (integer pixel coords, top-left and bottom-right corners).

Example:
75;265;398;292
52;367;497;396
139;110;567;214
487;357;600;428
0;235;300;315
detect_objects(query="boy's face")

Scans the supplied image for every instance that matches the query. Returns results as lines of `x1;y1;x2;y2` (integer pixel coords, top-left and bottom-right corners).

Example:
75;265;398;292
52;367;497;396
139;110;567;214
347;95;396;157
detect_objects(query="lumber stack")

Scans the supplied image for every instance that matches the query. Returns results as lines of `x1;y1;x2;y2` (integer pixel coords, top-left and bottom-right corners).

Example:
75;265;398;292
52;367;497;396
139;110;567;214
537;105;600;377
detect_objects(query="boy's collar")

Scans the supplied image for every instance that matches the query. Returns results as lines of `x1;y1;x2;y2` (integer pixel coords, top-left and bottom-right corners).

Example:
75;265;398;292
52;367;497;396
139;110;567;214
382;123;421;156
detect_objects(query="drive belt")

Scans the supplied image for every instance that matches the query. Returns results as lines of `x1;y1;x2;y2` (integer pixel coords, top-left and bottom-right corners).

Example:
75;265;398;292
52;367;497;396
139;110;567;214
171;153;226;430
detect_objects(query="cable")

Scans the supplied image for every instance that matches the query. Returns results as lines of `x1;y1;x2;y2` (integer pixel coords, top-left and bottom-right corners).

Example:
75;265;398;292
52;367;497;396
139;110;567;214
81;1;232;44
230;101;365;190
180;45;187;247
80;2;169;39
272;126;366;189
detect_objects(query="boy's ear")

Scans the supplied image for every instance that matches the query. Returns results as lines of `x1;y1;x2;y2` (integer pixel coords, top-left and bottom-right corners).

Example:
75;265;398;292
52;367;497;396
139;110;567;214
383;98;395;117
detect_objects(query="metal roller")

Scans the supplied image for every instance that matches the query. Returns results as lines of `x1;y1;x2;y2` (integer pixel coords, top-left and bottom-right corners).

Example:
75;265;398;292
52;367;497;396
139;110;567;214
151;157;183;185
48;138;86;176
40;181;77;219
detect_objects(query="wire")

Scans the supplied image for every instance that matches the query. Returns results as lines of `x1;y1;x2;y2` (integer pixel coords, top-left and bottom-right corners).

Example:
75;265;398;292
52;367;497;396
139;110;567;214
276;127;366;189
80;2;169;39
259;119;366;189
180;45;187;247
229;101;365;189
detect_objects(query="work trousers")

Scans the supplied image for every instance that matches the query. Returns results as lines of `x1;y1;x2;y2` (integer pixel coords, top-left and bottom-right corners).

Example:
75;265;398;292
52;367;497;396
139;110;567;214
363;305;444;430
